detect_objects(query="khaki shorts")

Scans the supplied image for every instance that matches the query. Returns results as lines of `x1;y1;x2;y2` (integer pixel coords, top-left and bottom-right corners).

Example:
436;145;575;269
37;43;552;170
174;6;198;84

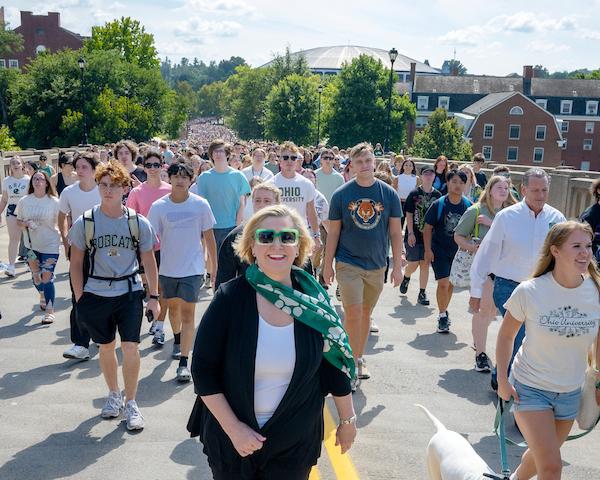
336;261;385;307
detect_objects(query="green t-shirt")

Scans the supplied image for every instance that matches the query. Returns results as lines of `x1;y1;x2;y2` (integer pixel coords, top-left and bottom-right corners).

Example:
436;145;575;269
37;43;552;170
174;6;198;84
453;203;494;240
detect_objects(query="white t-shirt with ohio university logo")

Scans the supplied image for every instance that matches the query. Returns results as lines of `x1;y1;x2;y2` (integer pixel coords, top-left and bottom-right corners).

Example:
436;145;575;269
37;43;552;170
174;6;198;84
271;173;315;222
505;271;600;393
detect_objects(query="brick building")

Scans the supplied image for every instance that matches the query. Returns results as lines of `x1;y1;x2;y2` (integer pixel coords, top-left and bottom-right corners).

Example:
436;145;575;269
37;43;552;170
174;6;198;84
0;8;85;70
410;66;600;170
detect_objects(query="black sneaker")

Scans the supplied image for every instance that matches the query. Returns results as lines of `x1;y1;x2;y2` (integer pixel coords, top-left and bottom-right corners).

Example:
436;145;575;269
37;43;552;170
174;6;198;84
437;315;450;333
399;276;410;294
475;352;492;373
417;290;430;305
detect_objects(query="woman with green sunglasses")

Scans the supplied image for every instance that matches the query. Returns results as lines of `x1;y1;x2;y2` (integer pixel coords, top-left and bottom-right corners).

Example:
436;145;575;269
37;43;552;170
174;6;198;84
188;205;356;480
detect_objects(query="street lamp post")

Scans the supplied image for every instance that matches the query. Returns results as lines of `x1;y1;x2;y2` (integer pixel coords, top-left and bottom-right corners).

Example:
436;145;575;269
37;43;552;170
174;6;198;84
383;48;398;153
316;84;323;147
78;57;88;145
124;87;130;139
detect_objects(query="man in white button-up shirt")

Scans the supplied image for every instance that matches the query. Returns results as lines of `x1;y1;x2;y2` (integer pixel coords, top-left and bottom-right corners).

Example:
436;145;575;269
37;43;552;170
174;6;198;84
469;169;566;389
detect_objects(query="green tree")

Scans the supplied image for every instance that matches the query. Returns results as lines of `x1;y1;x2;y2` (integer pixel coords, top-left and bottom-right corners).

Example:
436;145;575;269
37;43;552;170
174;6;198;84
0;21;23;57
264;74;319;144
323;54;415;150
198;81;226;117
0;124;19;150
268;47;311;85
445;59;467;75
409;108;472;161
86;17;159;69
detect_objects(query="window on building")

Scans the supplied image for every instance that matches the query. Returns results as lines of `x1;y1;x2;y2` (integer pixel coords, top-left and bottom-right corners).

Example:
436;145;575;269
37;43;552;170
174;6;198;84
509;106;523;115
483;124;494;139
560;100;573;114
586;122;595;134
8;59;18;69
509;124;521;140
35;28;45;36
535;99;548;110
35;45;46;55
417;96;429;111
0;59;5;68
482;145;492;161
586;101;598;115
581;161;591;171
438;96;450;110
561;120;569;133
533;147;544;163
415;117;428;128
584;139;593;150
534;125;546;140
561;139;568;150
507;146;519;162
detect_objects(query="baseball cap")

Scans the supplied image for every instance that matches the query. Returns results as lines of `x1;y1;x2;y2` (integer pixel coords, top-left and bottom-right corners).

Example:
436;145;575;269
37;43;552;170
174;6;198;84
421;165;435;174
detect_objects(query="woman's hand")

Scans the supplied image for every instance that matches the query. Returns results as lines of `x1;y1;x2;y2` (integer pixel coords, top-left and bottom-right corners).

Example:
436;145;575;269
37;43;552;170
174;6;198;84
477;215;492;227
335;423;356;454
497;379;519;403
227;421;266;457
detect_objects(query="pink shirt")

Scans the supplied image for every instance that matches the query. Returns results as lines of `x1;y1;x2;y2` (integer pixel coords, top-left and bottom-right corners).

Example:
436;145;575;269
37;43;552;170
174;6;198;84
126;181;171;250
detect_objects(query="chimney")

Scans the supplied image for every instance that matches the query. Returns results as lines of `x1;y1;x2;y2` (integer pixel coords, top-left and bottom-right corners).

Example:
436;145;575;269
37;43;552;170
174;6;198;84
409;62;416;94
408;61;417;147
523;65;533;96
48;12;60;27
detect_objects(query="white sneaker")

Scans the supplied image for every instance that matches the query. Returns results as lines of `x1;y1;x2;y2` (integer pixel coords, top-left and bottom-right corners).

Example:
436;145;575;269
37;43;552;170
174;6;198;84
4;264;15;277
101;391;123;419
63;344;90;360
369;318;380;333
124;400;145;430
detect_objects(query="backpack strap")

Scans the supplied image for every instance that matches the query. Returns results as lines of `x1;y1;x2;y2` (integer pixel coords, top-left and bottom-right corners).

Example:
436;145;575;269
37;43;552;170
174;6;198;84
83;208;96;278
125;207;140;251
437;195;448;222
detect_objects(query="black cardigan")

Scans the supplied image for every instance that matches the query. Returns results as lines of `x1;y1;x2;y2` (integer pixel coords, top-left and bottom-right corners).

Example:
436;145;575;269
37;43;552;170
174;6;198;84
188;275;351;474
214;224;247;291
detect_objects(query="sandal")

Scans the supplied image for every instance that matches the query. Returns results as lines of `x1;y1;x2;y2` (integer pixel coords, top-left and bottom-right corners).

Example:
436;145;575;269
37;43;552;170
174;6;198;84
42;313;55;324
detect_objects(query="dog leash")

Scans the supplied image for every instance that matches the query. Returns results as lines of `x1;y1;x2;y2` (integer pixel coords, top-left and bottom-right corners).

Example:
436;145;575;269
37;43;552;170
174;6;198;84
486;399;512;480
493;398;600;448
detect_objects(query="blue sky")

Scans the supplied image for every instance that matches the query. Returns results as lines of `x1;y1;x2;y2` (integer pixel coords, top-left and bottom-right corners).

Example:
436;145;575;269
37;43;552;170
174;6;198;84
6;0;600;75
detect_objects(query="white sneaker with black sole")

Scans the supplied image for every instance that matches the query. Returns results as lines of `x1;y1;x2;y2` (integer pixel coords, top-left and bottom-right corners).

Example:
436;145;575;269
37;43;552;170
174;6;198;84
63;344;90;360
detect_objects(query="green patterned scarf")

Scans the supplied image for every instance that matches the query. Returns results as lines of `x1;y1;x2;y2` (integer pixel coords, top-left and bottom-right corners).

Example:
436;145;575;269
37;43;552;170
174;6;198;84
245;263;355;380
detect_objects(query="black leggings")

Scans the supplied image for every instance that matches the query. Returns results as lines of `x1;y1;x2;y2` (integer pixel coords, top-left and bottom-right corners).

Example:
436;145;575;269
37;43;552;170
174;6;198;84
211;465;311;480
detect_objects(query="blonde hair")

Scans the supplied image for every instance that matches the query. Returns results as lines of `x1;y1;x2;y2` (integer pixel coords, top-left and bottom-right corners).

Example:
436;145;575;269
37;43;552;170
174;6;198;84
233;205;313;267
279;141;300;155
349;142;373;160
9;155;24;175
376;160;393;176
532;221;600;297
95;159;132;187
251;182;281;202
478;175;517;215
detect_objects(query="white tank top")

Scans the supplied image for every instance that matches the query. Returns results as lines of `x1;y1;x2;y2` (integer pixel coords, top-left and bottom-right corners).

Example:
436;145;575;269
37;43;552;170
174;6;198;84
396;174;417;200
254;314;295;427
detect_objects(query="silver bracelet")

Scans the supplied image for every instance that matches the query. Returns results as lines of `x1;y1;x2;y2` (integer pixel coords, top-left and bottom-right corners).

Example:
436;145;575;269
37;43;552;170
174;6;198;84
339;414;357;425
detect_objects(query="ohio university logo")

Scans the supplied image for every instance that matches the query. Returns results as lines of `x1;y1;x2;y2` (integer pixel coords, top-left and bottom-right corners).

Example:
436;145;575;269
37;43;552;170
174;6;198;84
348;199;384;230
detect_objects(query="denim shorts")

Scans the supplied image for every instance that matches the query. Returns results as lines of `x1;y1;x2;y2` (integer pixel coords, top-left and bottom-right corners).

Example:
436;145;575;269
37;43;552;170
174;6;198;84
511;379;582;420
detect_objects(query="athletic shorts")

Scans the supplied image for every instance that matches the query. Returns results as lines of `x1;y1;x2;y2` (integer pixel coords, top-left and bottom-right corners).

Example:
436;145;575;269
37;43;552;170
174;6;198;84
432;252;454;280
76;290;144;344
511;379;581;420
159;275;202;303
335;261;385;307
405;242;425;262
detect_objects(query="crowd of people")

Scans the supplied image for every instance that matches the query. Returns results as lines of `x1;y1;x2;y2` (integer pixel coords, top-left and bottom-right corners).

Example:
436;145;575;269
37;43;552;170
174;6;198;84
0;136;599;480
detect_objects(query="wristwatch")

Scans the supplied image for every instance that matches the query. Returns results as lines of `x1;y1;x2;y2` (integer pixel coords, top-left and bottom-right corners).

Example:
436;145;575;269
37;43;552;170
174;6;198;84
339;415;357;425
149;294;160;300
312;232;321;239
595;380;600;389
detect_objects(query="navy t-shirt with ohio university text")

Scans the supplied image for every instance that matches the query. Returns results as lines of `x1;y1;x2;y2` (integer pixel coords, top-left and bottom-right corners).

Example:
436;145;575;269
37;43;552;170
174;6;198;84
329;179;403;270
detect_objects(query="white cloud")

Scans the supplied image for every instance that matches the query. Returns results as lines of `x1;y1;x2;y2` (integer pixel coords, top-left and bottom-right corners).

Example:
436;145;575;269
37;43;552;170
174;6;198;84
438;25;484;46
183;0;255;17
527;40;570;53
578;29;600;40
174;17;242;43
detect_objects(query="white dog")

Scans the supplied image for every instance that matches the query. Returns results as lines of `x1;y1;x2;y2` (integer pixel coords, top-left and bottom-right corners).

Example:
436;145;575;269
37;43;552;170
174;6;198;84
416;404;497;480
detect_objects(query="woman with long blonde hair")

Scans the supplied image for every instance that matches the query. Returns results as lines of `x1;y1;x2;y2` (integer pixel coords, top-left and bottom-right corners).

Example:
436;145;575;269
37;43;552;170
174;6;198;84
454;175;517;372
497;221;600;480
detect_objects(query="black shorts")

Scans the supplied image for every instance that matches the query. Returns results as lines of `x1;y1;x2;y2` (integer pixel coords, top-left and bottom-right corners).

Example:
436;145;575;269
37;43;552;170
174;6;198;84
76;291;144;344
405;241;425;262
432;252;455;280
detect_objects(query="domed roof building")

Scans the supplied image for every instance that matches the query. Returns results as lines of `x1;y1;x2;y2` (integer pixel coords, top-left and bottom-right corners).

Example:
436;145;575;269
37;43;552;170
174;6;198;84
261;45;440;81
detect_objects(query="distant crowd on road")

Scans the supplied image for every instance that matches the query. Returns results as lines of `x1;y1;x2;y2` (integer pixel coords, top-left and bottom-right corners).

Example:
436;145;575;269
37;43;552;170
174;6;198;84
0;135;599;480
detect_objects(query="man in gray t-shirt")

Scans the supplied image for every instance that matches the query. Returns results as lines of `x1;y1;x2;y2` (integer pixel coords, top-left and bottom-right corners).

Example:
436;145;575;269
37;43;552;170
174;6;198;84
68;161;160;431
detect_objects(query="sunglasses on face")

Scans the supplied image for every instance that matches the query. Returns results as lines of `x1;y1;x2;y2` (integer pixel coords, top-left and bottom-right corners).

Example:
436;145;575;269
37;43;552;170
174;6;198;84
255;228;299;246
321;156;334;160
144;162;162;169
279;155;298;161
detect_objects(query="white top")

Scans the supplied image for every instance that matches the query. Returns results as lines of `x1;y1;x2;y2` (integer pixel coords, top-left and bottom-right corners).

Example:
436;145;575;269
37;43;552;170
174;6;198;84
2;176;29;206
15;194;61;254
147;193;216;277
270;173;315;222
469;201;566;297
58;182;101;224
242;165;274;182
505;272;600;392
396;174;418;200
254;314;295;428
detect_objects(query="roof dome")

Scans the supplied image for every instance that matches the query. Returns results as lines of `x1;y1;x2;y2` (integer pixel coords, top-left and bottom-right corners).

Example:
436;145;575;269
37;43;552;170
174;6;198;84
261;45;440;75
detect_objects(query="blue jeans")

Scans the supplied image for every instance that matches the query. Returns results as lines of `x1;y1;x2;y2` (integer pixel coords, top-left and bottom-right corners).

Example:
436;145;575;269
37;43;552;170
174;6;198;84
491;276;525;386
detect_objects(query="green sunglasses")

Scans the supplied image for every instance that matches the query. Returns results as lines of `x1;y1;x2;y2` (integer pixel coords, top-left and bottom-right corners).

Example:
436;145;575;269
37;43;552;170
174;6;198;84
255;228;299;246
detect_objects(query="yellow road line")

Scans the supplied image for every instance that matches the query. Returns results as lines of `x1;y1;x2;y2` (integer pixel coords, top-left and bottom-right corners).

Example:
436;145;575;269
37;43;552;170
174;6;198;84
322;404;360;480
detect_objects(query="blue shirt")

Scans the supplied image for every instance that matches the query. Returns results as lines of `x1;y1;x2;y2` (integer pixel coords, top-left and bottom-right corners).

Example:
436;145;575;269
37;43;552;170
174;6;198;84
329;179;403;270
193;168;251;229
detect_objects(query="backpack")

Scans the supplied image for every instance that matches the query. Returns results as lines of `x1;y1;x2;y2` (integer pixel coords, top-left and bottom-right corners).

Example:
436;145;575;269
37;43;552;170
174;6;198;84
436;194;472;222
82;207;141;289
